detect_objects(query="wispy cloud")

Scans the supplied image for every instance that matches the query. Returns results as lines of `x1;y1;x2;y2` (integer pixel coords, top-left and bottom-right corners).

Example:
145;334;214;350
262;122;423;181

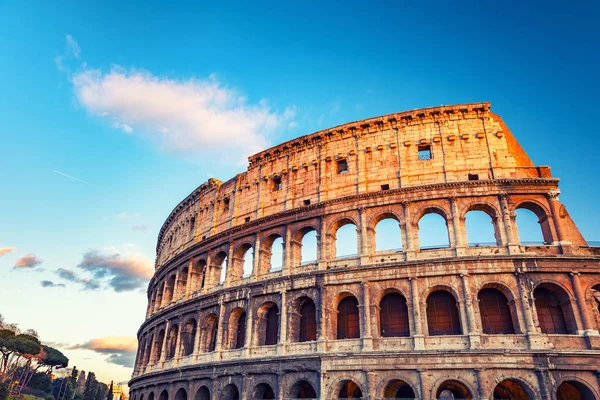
56;268;100;290
55;34;81;72
57;36;296;163
77;249;153;292
53;170;92;186
0;247;16;257
117;212;140;219
131;224;149;232
14;254;43;269
68;337;137;368
41;280;66;288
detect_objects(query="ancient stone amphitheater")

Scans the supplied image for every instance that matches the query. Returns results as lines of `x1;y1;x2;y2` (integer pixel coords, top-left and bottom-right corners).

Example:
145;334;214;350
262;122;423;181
129;102;600;400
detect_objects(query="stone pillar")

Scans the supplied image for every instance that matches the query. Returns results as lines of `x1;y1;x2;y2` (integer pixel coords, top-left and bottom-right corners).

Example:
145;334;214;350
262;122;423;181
358;207;370;264
515;272;543;349
278;289;288;354
450;197;466;256
215;299;226;355
317;284;327;352
317;217;327;269
241;375;252;400
185;258;194;299
534;368;552;400
402;201;416;260
277;374;285;400
547;191;566;243
366;372;376;397
474;369;487;400
173;318;183;362
193;315;203;356
252;234;261;278
498;195;518;250
283;225;292;274
172;269;180;303
418;369;430;400
360;281;373;350
204;251;212;289
410;277;425;349
160;281;168;308
460;273;481;348
159;320;170;363
226;242;235;284
244;293;254;357
571;272;598;335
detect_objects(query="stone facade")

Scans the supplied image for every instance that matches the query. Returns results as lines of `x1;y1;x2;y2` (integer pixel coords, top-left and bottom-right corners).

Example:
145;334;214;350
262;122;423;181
129;103;600;400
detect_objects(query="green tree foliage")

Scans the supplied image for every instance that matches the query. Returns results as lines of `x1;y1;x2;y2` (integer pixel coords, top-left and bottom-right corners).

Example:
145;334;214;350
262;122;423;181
0;382;8;400
75;371;86;397
95;382;108;400
83;372;98;400
52;377;74;400
40;345;68;372
27;372;52;393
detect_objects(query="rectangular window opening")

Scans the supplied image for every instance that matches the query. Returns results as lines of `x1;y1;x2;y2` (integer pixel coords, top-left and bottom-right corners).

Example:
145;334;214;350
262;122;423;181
381;184;390;191
337;159;349;174
223;198;230;211
303;199;311;206
273;177;282;191
244;217;250;223
468;173;479;181
418;145;432;161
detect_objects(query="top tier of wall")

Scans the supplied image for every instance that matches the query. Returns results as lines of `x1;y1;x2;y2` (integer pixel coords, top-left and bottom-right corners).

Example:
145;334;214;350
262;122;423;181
155;102;551;266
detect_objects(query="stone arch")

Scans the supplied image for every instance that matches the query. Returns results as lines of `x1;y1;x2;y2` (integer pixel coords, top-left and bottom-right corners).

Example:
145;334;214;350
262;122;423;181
415;206;451;249
590;283;600;330
163;275;176;304
227;307;247;349
200;313;219;352
463;203;502;246
213;250;228;285
147;392;154;400
177;265;188;300
180;318;196;356
478;287;516;334
533;282;577;334
221;383;240;400
153;329;165;362
233;242;254;279
289;379;318;399
514;200;553;244
434;379;473;399
426;289;462;336
292;225;318;266
331;379;364;399
194;386;210;400
174;388;186;400
259;233;284;274
289;295;318;343
331;217;359;259
191;258;207;293
373;212;403;252
252;382;275;399
492;378;535;399
166;323;179;359
383;379;417;399
555;377;598;400
255;301;279;346
335;293;360;339
144;333;153;365
155;283;164;310
379;291;410;337
158;390;168;400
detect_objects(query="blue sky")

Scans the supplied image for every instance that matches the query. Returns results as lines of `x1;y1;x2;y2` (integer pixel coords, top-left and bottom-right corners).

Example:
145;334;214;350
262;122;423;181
1;0;599;390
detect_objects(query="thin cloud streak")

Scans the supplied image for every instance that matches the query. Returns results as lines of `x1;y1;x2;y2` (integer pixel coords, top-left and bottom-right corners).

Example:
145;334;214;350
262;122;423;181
53;170;93;186
0;247;16;256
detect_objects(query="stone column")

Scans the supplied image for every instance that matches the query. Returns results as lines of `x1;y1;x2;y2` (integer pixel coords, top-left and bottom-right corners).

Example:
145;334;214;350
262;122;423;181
498;195;518;252
450;197;466;256
278;289;288;354
534;368;552;400
547;191;566;243
317;217;327;269
244;293;254;357
173;318;183;362
277;374;285;400
418;369;430;400
226;242;235;284
474;369;487;400
158;320;170;363
193;315;203;356
515;272;542;349
410;277;425;349
358;207;370;265
317;284;327;352
185;258;194;299
571;272;598;335
172;269;180;303
215;299;226;355
283;225;292;275
241;375;252;400
252;234;261;278
402;201;416;260
360;281;373;350
460;273;481;348
366;372;376;397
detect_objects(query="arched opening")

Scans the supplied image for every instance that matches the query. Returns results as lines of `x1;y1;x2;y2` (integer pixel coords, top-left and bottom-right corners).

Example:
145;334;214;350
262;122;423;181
335;222;358;258
253;383;275;399
592;284;600;316
164;275;176;304
219;255;228;284
375;217;403;251
181;318;197;356
192;259;207;292
178;267;188;298
556;380;596;400
337;295;360;339
153;330;165;362
174;388;186;400
379;292;410;337
194;386;210;400
426;290;462;336
166;324;179;359
338;380;362;399
228;308;247;349
237;244;254;278
465;209;499;246
418;211;450;249
515;202;552;245
221;384;240;400
534;284;577;334
155;284;164;309
383;379;416;399
137;337;145;368
200;313;219;352
269;236;284;272
493;379;530;399
257;302;279;346
299;298;317;342
147;393;154;400
290;380;317;399
144;334;153;365
300;228;318;264
478;288;515;334
436;380;472;399
158;390;168;400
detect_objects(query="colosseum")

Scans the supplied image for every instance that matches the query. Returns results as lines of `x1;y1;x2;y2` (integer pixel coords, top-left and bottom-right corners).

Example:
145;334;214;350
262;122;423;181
129;102;600;400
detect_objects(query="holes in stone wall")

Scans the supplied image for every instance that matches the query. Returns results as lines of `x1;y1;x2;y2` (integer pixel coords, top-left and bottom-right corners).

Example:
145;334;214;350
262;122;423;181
418;144;432;160
375;217;402;251
337;158;348;174
335;223;357;258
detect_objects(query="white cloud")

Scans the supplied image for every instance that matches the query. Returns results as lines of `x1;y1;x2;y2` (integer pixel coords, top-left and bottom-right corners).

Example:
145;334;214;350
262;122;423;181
0;247;16;256
66;34;81;59
70;66;295;160
77;249;153;292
